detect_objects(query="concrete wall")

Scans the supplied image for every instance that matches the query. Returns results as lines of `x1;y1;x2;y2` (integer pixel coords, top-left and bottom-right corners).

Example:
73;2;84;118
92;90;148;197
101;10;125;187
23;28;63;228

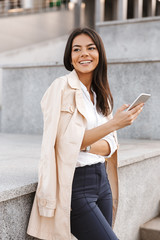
0;35;68;108
114;139;160;240
108;59;160;140
0;36;68;66
2;17;160;69
97;17;160;61
0;68;2;128
1;64;68;134
1;134;160;240
0;192;35;240
1;60;159;139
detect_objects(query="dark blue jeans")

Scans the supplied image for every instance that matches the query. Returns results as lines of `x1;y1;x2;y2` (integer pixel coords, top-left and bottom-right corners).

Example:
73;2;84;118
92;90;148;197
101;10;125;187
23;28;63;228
70;162;119;240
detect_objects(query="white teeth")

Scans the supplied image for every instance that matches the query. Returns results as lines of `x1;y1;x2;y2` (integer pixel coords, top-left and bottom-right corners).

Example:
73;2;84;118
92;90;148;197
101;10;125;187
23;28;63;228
80;61;92;64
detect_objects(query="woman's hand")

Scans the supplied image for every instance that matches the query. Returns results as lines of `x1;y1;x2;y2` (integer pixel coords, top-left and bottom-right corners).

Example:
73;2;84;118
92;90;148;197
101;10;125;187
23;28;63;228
81;103;144;150
112;103;144;130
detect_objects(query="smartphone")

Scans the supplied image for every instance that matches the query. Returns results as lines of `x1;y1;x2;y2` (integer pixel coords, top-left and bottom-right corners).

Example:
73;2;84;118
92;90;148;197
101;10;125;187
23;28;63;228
127;93;151;111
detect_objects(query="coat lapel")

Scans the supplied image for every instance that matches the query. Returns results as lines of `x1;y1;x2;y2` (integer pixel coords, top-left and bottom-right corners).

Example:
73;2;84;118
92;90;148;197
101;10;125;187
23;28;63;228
67;70;87;119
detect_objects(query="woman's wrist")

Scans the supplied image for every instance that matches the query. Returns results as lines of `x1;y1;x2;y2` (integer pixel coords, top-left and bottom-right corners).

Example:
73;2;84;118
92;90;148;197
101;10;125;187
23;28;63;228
90;140;110;156
81;118;118;150
106;118;118;132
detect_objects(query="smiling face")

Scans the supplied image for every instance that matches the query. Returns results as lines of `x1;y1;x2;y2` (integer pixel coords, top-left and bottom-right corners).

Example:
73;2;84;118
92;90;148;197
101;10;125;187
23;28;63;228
71;34;99;80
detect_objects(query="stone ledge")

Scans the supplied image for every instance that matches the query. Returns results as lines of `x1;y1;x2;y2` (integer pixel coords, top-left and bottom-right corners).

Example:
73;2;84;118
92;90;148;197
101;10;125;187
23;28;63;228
0;133;41;203
0;183;37;203
96;16;160;27
118;139;160;168
1;133;160;203
0;62;64;69
141;216;160;231
1;58;160;69
140;216;160;240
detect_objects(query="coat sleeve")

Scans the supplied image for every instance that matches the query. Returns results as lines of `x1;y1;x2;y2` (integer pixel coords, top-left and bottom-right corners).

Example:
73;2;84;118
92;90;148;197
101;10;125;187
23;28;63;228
105;111;119;227
106;111;118;146
36;78;64;218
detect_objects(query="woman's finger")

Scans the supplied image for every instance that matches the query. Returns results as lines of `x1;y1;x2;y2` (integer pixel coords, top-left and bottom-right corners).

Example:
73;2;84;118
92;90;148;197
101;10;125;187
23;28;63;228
132;107;143;120
130;103;144;114
117;104;129;113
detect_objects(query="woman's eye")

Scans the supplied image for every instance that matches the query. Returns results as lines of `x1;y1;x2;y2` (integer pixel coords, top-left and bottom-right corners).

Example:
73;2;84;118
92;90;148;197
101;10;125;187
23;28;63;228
88;47;96;50
73;48;80;52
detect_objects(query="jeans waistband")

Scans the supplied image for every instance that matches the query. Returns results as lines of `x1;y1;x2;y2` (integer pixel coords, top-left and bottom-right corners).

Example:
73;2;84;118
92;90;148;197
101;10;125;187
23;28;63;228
75;162;106;174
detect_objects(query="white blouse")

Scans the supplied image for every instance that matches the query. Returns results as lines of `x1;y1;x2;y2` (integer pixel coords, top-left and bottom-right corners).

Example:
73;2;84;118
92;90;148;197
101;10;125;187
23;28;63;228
76;81;117;168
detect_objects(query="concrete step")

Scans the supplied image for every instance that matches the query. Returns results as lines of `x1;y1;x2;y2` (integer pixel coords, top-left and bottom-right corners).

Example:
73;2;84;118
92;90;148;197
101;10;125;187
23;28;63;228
97;17;160;61
140;216;160;240
0;10;74;53
0;134;160;240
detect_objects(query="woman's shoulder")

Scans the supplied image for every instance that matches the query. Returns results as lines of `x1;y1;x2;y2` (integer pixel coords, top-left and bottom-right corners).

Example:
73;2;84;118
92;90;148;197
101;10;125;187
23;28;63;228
40;73;69;109
42;70;76;102
43;73;69;96
50;74;68;89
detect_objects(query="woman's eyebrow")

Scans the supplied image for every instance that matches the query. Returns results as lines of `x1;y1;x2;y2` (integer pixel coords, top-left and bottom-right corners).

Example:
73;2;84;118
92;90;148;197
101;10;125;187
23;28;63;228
72;44;81;48
87;43;96;47
72;43;96;48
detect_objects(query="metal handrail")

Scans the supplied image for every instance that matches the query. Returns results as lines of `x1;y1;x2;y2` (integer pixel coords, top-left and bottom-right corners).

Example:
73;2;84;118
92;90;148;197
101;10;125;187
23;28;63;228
0;0;67;17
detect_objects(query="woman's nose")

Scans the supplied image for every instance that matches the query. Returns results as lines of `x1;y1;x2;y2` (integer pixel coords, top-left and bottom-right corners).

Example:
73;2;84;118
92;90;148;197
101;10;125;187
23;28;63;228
80;48;89;57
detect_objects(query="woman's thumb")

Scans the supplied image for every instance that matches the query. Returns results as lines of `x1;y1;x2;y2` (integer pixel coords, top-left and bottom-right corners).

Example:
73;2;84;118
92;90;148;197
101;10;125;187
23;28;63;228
117;104;129;112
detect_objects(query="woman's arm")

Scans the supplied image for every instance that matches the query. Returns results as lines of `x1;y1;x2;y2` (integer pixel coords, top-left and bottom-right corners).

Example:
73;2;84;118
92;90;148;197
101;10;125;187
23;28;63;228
81;103;144;150
89;139;111;156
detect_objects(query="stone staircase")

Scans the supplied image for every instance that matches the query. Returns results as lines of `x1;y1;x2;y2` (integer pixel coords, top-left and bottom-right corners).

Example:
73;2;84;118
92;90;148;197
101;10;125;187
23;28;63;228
140;212;160;240
0;10;74;54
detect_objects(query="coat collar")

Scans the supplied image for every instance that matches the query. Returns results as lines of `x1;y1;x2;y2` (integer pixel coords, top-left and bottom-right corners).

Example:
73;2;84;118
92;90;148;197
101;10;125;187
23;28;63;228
67;69;81;90
66;70;87;120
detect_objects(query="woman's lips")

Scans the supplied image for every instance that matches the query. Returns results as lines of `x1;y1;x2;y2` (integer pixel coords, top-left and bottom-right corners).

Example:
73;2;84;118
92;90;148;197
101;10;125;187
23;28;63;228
79;60;92;65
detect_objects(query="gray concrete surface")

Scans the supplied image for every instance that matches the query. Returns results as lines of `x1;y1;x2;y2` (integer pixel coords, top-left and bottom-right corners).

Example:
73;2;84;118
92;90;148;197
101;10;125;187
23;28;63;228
1;64;68;134
2;17;160;68
1;60;160;139
0;192;36;240
97;17;160;61
0;9;75;53
108;59;160;140
0;133;40;202
0;133;160;240
114;149;160;240
0;35;68;66
140;216;160;240
0;35;68;109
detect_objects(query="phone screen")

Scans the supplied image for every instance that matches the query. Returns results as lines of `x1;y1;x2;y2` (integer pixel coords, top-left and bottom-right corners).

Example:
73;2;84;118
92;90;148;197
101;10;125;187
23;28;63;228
127;93;151;111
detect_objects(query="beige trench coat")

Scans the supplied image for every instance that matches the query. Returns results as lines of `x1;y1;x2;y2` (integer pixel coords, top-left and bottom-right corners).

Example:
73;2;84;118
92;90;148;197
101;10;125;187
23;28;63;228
27;70;119;240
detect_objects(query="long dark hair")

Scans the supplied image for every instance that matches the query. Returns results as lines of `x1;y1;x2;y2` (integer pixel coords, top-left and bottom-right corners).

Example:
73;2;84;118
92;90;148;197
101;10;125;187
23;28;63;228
63;27;113;116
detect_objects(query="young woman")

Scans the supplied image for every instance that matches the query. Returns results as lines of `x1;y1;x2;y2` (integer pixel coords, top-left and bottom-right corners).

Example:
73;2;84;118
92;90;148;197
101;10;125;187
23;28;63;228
27;28;143;240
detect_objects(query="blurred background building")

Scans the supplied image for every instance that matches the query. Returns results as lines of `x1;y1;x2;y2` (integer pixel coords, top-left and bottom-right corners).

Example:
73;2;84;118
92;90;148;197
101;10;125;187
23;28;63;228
0;0;160;23
0;0;160;60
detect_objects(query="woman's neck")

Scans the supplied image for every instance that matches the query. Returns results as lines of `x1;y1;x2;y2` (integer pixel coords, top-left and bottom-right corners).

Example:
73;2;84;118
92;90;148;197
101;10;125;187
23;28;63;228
76;71;93;92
